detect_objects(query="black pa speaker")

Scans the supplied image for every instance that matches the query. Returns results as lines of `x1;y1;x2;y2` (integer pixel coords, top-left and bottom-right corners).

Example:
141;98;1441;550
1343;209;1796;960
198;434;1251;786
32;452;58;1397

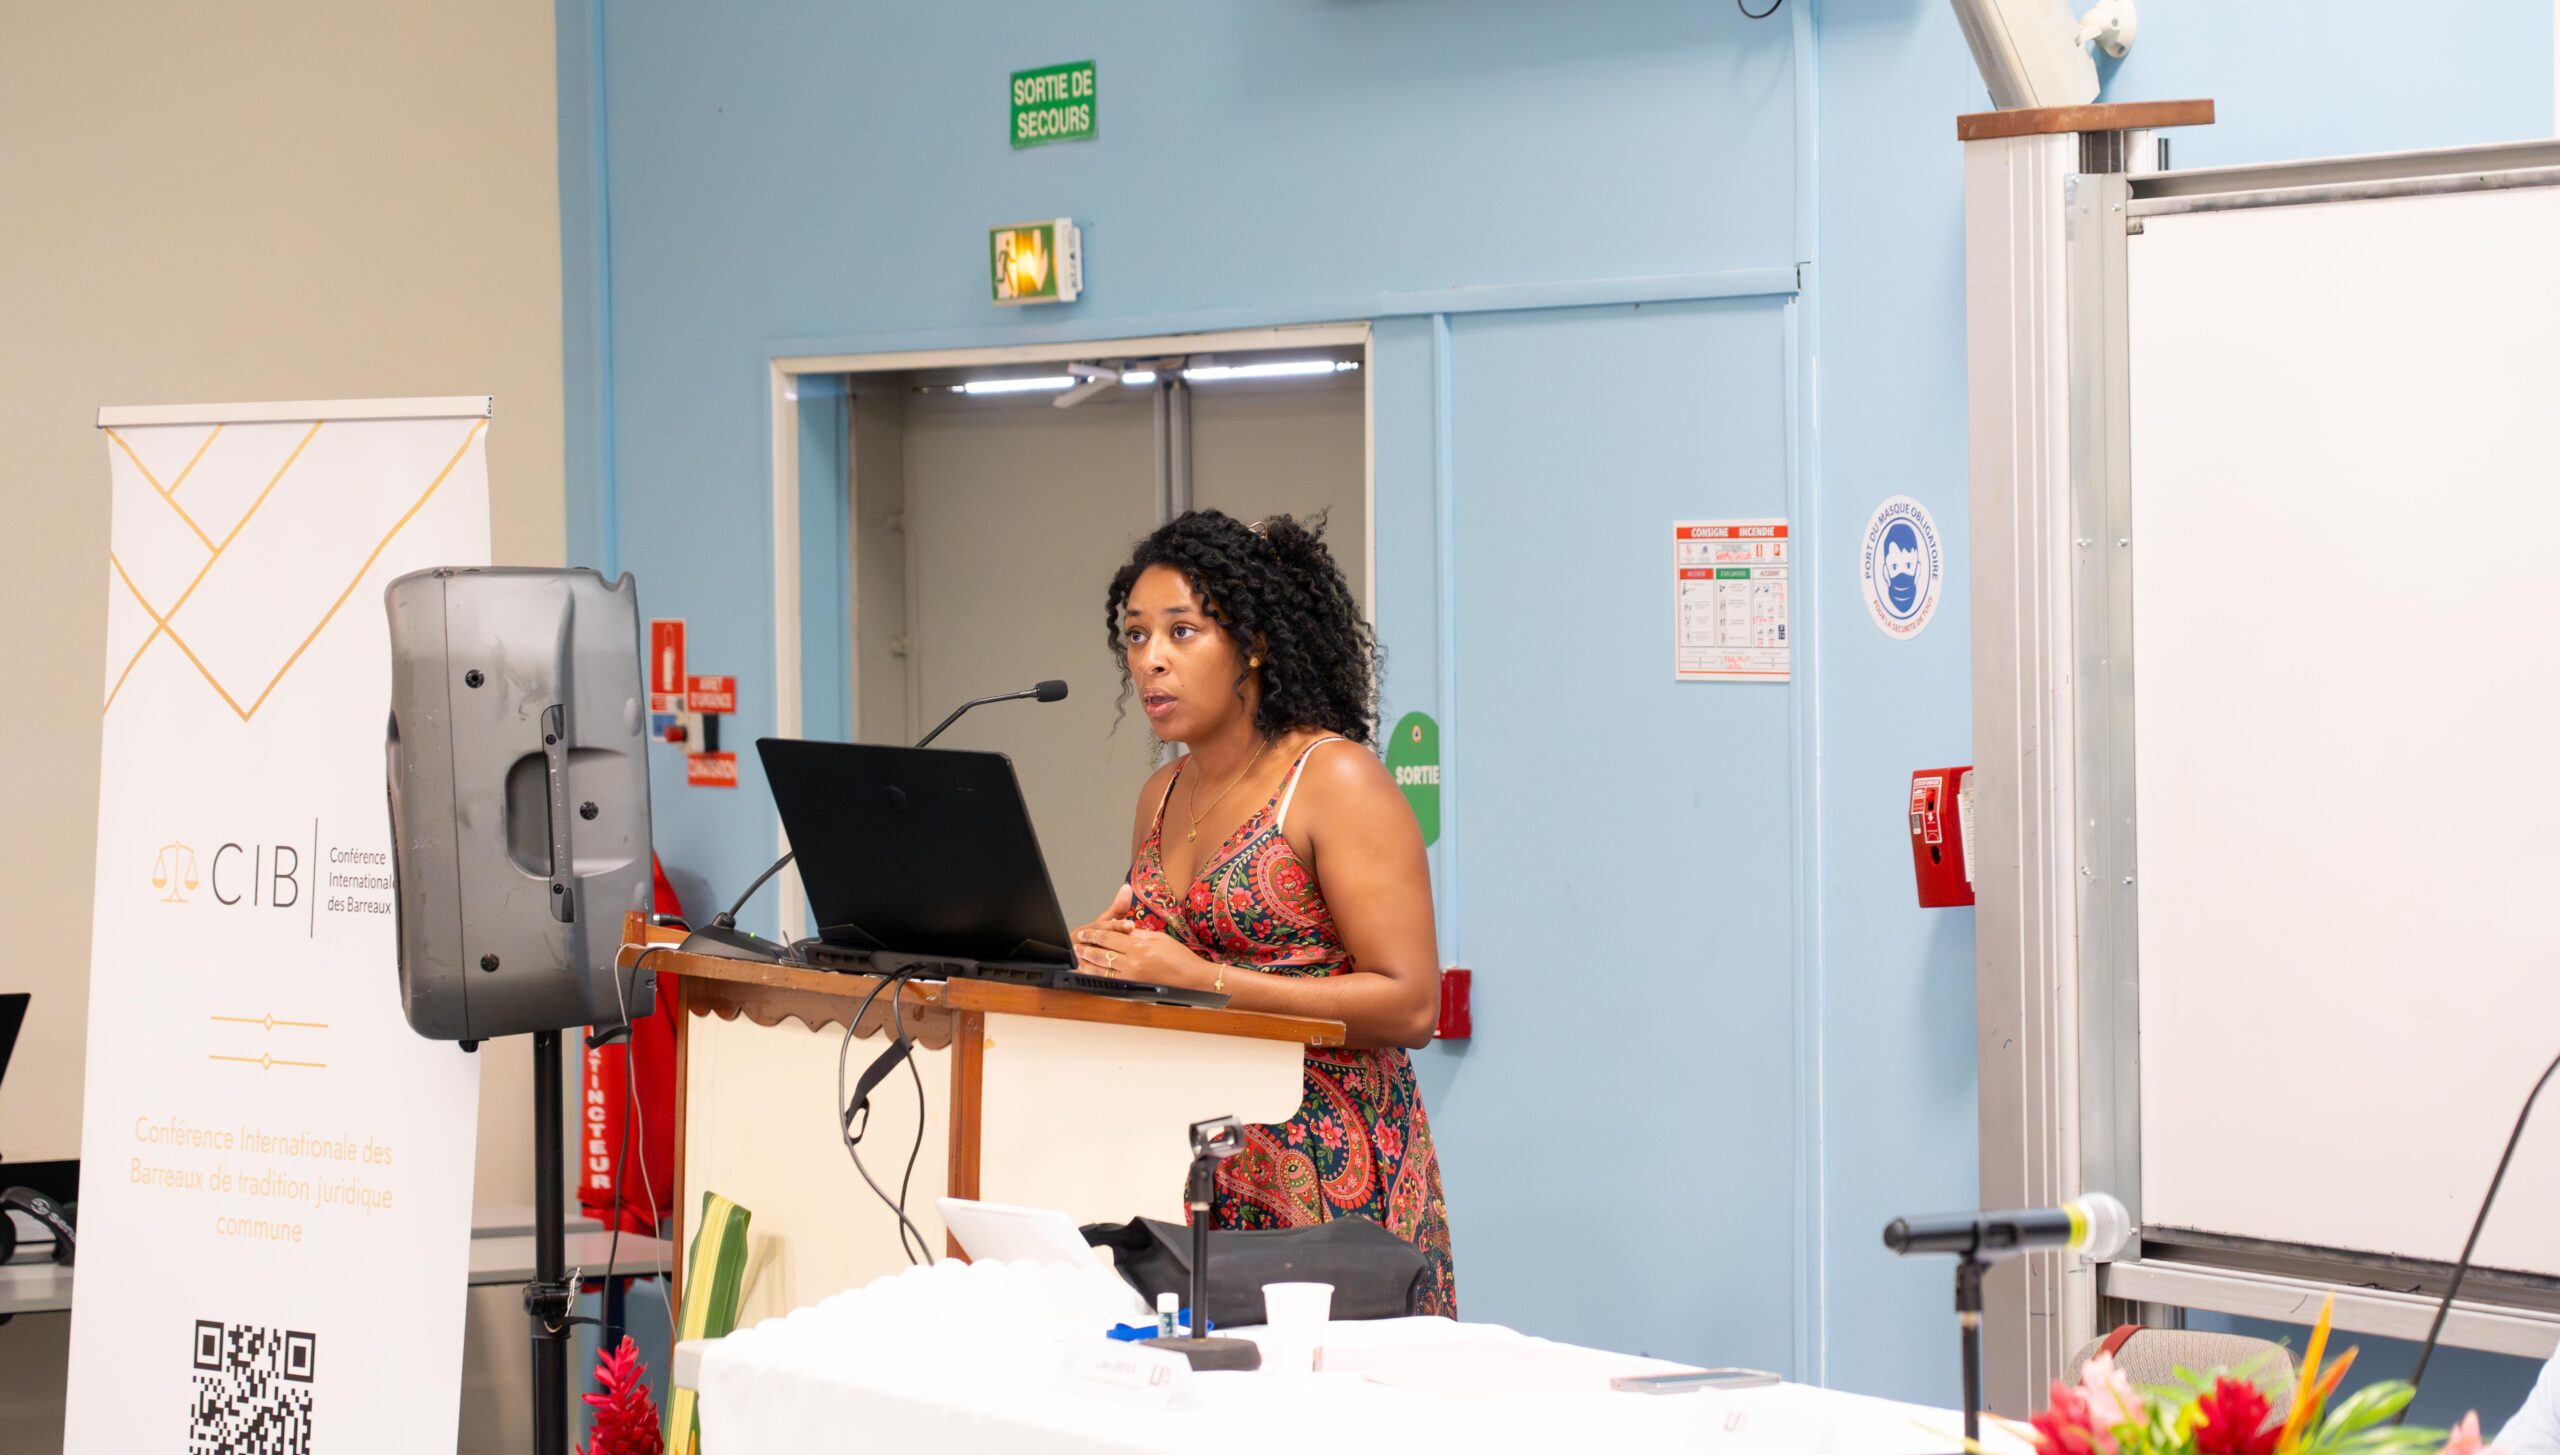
383;567;656;1041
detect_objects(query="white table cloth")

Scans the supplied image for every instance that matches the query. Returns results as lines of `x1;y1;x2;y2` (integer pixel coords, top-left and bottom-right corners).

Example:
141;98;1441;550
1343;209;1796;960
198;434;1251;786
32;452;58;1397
696;1259;2026;1454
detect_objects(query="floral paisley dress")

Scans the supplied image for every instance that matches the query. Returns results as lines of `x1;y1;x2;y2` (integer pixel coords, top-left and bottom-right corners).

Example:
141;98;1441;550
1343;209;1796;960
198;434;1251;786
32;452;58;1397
1127;736;1458;1316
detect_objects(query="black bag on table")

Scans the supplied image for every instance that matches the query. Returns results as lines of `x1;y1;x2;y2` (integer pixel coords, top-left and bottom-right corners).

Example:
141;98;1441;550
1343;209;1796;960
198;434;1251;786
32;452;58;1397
1079;1214;1427;1329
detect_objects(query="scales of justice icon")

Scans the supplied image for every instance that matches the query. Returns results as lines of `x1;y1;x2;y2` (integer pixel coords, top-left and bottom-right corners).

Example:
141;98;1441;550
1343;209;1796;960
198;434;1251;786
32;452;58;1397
152;841;199;902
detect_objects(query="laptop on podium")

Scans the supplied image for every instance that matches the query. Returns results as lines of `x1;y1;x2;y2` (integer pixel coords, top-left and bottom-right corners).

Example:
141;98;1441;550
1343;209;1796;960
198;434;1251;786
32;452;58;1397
755;738;1227;1009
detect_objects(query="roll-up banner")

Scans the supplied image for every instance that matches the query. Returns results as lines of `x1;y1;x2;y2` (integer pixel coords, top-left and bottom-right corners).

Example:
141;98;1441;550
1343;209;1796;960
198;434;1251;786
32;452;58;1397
68;398;492;1455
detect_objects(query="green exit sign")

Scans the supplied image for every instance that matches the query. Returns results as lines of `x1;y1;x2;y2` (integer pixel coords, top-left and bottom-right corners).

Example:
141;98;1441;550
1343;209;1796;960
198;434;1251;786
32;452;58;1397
1011;61;1097;148
990;219;1082;305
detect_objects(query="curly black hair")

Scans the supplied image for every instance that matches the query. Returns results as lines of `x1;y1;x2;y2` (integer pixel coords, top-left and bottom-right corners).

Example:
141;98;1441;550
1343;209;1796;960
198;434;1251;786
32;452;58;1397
1105;509;1379;746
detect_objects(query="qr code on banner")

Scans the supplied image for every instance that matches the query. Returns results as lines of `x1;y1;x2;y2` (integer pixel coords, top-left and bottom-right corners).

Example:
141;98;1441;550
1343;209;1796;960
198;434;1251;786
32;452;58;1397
188;1320;315;1455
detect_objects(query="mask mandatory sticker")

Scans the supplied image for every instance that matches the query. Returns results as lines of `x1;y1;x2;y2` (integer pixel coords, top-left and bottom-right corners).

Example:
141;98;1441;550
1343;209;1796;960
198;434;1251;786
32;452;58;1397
1860;494;1943;640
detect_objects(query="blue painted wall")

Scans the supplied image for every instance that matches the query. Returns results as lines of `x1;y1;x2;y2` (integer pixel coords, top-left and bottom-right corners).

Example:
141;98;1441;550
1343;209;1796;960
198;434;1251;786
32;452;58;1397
563;0;1822;1375
560;0;2557;1410
1439;297;1801;1365
1810;1;1986;1401
2097;0;2552;169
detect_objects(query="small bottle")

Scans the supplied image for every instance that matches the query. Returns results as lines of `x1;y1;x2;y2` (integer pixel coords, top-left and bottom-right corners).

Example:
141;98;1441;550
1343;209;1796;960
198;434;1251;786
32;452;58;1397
1156;1291;1180;1340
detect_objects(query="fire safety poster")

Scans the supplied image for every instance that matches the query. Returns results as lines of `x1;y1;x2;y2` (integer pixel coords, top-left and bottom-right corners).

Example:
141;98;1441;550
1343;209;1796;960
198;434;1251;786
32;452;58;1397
1673;519;1790;683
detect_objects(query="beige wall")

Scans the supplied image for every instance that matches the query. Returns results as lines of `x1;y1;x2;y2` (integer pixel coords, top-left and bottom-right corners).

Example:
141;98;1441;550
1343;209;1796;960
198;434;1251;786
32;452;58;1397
0;2;566;1217
1190;372;1369;614
898;385;1163;920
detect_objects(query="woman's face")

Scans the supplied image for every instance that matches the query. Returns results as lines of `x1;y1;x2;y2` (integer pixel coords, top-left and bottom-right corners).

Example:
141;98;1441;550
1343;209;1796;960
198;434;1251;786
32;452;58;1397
1121;563;1251;743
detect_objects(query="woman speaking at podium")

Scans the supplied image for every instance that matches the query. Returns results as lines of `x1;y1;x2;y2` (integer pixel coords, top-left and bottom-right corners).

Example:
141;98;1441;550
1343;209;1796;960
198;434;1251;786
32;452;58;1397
1072;509;1457;1315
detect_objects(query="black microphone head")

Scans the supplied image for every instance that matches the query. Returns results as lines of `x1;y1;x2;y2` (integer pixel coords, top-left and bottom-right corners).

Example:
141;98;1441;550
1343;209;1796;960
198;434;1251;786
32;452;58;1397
1034;679;1068;703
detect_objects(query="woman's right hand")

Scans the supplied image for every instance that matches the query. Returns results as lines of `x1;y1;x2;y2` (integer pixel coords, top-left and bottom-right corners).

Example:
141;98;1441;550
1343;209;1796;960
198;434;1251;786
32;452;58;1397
1072;884;1139;974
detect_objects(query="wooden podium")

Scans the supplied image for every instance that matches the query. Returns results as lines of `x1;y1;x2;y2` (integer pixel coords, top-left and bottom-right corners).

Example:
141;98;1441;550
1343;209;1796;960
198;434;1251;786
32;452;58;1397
614;914;1344;1321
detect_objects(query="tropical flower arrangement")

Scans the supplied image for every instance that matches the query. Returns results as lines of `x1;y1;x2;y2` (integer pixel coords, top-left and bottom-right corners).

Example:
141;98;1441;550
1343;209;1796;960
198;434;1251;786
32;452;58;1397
2023;1300;2497;1455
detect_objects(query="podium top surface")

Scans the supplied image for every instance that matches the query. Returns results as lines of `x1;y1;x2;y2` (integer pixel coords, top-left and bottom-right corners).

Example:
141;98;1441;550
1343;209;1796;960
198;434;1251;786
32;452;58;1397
1956;99;2214;142
618;916;1346;1048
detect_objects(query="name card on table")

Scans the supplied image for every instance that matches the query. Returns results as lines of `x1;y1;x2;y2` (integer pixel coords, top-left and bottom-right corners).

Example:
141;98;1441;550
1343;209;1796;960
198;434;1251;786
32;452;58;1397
1690;1395;1839;1455
1056;1338;1199;1410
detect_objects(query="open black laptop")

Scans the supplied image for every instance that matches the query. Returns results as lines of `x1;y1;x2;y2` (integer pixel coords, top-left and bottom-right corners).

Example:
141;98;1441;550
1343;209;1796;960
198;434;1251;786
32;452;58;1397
756;739;1227;1008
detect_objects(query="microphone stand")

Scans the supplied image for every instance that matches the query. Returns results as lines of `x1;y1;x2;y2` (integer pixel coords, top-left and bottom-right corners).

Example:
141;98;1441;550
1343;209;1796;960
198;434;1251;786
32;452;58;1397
1142;1117;1259;1371
1883;1195;2127;1449
673;851;799;962
1955;1256;1987;1447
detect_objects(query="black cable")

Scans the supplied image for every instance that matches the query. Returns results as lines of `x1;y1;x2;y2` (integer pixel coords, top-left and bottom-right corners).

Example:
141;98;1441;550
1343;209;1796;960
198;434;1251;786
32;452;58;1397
890;988;931;1260
2401;1042;2560;1414
598;946;666;1348
1738;0;1783;18
836;968;936;1265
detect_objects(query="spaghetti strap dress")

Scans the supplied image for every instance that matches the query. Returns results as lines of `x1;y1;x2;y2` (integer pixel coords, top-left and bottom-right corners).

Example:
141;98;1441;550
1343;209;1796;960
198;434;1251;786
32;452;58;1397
1127;736;1458;1316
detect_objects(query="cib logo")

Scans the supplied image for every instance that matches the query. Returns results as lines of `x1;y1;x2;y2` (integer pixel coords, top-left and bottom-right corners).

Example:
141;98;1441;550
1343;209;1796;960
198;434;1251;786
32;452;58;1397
153;839;304;908
151;841;199;902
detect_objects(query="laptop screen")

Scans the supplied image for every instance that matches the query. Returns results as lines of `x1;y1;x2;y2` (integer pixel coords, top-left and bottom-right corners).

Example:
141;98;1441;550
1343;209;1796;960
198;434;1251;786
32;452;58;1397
756;740;1079;967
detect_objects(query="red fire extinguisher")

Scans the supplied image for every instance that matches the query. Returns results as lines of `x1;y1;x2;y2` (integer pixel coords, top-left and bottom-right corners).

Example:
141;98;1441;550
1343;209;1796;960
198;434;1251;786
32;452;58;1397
1909;766;1976;908
580;857;681;1235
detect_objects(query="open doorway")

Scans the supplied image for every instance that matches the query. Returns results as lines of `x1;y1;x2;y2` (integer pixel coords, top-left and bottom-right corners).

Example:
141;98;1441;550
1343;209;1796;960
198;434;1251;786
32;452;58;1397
774;330;1372;931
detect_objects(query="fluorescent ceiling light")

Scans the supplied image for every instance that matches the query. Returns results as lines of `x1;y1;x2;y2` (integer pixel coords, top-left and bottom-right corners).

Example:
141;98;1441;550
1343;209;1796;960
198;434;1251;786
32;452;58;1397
944;359;1359;397
958;375;1075;394
1181;360;1357;382
1115;361;1358;387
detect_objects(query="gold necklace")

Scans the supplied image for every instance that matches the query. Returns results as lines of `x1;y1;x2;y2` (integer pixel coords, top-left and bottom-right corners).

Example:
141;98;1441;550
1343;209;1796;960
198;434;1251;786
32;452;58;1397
1184;736;1272;844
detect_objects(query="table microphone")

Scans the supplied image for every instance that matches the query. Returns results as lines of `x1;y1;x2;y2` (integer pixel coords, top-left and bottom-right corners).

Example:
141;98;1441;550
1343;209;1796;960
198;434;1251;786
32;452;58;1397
1885;1191;2129;1445
677;678;1071;963
1884;1192;2131;1262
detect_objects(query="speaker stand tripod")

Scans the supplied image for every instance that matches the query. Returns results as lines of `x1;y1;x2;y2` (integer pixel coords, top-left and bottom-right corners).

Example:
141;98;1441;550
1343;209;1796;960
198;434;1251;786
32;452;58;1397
514;1028;577;1455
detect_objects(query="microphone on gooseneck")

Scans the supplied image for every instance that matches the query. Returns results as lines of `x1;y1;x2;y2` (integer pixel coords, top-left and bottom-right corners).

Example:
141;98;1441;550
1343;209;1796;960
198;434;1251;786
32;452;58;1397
916;679;1068;747
675;678;1071;964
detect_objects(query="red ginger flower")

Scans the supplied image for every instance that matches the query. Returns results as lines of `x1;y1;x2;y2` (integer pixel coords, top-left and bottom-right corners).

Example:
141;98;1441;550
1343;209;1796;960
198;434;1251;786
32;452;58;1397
578;1336;664;1455
2033;1382;2119;1455
2194;1377;2281;1455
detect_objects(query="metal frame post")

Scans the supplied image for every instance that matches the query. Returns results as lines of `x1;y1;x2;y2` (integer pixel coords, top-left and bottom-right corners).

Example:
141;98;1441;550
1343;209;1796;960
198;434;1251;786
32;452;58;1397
1963;126;2093;1412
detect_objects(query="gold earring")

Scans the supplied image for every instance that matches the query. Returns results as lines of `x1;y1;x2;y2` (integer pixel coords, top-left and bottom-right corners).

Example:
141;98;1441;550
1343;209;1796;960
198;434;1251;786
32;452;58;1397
1249;655;1261;668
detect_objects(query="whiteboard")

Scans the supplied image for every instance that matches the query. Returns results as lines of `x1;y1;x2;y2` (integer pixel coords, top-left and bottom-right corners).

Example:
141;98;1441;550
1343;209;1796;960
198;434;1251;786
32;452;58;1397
2129;186;2560;1278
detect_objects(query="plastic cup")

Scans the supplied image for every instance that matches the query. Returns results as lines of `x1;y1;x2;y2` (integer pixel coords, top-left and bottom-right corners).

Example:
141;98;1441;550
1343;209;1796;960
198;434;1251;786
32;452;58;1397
1259;1281;1334;1372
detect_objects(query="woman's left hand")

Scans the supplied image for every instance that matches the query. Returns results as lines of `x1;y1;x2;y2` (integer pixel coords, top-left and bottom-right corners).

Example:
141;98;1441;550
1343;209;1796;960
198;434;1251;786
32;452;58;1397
1075;923;1215;989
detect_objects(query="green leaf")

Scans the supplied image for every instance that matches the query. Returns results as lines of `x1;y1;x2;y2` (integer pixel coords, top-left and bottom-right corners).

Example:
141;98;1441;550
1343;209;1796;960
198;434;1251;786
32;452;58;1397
2322;1381;2417;1438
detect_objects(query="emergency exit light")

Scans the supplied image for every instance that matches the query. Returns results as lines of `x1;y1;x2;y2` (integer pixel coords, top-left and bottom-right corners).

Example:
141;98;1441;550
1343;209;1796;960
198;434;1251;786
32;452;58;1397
989;219;1082;306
